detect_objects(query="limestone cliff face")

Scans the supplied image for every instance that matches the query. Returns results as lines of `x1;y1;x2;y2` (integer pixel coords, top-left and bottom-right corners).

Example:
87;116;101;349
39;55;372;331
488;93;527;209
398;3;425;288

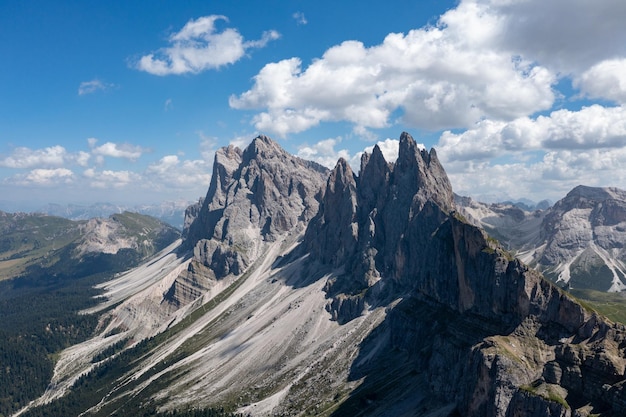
305;132;456;321
305;158;359;269
170;135;329;306
185;136;328;255
303;133;626;417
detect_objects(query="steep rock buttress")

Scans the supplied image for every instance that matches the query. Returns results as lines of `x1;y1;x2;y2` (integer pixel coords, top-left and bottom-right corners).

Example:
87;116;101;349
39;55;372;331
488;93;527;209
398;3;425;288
303;132;626;417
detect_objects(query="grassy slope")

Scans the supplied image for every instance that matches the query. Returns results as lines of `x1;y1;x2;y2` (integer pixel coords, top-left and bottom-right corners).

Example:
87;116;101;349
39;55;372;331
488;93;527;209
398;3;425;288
0;211;180;281
0;212;83;280
569;288;626;325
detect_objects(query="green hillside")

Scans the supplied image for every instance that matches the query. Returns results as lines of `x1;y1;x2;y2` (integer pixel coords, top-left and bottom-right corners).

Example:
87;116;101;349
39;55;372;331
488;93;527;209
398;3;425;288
0;211;83;280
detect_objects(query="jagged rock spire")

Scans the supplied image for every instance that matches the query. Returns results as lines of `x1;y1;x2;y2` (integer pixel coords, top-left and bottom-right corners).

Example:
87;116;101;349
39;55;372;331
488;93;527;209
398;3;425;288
394;131;453;213
181;134;329;283
305;158;358;268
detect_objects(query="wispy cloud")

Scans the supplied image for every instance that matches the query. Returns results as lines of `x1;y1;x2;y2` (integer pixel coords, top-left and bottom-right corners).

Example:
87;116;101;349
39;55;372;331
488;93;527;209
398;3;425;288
292;12;307;25
136;15;280;76
83;168;139;189
78;79;115;96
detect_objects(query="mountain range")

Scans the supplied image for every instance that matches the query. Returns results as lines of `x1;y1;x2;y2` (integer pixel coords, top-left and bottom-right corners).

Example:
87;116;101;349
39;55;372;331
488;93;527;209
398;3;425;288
30;200;193;229
456;186;626;293
8;133;626;417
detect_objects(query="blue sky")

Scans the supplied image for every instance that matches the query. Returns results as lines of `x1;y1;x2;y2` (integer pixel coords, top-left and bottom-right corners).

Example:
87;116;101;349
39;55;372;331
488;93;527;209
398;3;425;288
1;0;626;209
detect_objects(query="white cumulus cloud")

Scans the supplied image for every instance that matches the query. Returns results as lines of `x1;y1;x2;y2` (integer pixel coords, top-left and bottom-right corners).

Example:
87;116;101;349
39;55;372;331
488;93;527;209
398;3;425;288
7;168;75;186
146;155;211;189
436;104;626;201
136;15;280;75
0;146;68;168
85;169;139;189
482;0;626;74
297;138;351;169
575;59;626;104
89;140;145;161
444;147;626;203
230;3;557;137
438;105;626;163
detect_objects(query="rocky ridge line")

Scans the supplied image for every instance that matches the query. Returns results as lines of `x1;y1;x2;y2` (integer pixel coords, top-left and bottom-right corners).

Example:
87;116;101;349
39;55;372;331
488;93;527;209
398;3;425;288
301;132;626;416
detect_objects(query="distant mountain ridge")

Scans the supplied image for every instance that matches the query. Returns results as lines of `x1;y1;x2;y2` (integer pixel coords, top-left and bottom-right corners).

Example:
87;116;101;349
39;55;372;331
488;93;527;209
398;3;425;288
0;210;181;281
27;200;192;229
534;185;626;291
456;185;626;293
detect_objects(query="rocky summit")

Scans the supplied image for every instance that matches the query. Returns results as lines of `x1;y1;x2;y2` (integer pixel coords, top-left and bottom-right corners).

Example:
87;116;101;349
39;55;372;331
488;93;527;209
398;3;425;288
535;186;626;292
18;133;626;417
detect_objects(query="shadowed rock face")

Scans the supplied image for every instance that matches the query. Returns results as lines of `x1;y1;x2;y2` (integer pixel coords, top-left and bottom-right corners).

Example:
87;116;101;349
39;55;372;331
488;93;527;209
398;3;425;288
301;133;626;416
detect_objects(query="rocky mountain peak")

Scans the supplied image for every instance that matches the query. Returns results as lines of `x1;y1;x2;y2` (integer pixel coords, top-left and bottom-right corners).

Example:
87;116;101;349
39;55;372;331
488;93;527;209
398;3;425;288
328;158;356;192
305;158;358;268
303;132;458;321
206;145;242;211
550;185;626;226
172;135;329;306
394;131;453;213
241;134;284;163
532;185;626;291
566;184;626;202
296;134;626;416
455;184;626;294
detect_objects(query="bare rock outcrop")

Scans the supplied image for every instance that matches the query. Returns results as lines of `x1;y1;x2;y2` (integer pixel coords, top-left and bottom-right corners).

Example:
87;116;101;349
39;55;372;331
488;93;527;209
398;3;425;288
535;185;626;291
305;158;358;268
302;132;626;416
169;135;329;306
74;211;180;259
457;185;626;293
306;132;456;322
